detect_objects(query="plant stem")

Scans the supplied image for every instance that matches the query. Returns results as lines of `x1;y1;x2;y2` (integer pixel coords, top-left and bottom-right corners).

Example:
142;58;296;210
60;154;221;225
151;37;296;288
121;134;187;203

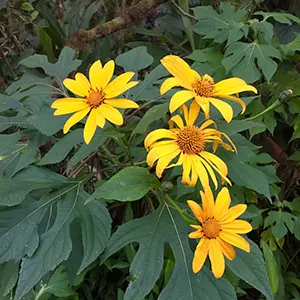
101;145;123;167
164;193;198;225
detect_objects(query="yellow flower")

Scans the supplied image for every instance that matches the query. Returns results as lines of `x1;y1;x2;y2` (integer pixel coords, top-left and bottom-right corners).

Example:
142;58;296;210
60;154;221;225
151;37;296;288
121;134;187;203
144;102;235;189
187;187;252;278
160;55;258;123
51;60;139;144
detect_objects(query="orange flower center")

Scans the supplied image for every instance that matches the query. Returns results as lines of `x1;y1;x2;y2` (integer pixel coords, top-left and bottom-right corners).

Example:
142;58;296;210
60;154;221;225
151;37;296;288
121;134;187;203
192;78;215;98
86;89;105;108
202;218;221;239
176;126;205;154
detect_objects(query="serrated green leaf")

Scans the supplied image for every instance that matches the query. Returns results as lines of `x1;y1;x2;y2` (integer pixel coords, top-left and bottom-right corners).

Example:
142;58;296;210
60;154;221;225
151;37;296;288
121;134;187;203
262;241;279;295
15;186;111;300
91;167;160;202
223;42;281;83
193;3;248;45
38;129;83;165
227;239;274;300
102;205;237;300
130;103;168;139
116;46;153;72
19;47;81;87
35;267;75;299
264;211;295;239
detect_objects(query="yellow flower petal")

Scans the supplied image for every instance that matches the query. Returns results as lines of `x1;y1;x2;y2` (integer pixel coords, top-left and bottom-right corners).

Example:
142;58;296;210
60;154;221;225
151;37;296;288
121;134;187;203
209;97;233;123
144;129;177;150
192;156;209;190
200;119;216;130
169;90;194;113
219;231;250;253
189;230;203;239
53;101;89;115
200;152;231;186
187;200;204;223
89;60;102;90
219;94;247;114
200;186;214;218
203;74;214;82
147;142;179;167
95;107;106;128
192;238;209;273
75;73;91;92
188;100;200;126
51;97;85;108
84;108;97;144
99;60;115;89
220;204;247;224
195;97;210;119
221;220;252;234
63;107;90;134
216;237;236;261
168;115;184;129
155;148;181;178
199;157;218;190
161;55;195;90
98;104;123;126
63;78;90;97
214;187;231;220
190;225;201;230
104;98;138;108
208;238;225;278
104;72;136;98
182;154;191;184
160;77;181;95
214;78;257;95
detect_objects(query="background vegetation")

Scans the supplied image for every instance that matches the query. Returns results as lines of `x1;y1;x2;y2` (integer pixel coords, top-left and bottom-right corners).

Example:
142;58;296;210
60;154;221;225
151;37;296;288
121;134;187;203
0;0;300;299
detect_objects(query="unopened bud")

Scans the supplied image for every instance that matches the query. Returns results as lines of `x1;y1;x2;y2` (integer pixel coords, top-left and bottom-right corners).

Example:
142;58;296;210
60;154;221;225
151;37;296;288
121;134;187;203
161;181;174;192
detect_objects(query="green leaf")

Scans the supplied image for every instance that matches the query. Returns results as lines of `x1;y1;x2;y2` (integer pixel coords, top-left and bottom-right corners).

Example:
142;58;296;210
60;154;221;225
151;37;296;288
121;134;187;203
262;241;279;295
116;46;153;72
264;211;295;239
35;267;75;299
193;3;249;45
130;103;168;139
14;186;111;300
0;167;66;206
274;23;300;44
39;27;54;59
27;106;68;136
102;205;237;300
217;120;265;136
222;42;281;83
220;150;271;199
38;129;84;165
254;11;300;25
0;261;19;297
281;34;300;56
290;151;300;161
250;19;274;44
91;167;160;202
66;132;107;174
187;47;226;81
227;240;274;300
19;47;81;87
128;64;168;101
79;2;101;29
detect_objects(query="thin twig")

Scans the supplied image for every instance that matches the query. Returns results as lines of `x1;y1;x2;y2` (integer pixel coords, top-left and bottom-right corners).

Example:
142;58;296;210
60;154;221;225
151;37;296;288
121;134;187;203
69;151;98;177
171;0;197;20
0;47;16;78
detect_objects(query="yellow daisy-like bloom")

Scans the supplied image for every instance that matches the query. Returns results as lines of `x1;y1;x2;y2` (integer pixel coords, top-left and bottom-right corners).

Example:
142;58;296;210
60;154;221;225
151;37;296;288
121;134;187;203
51;60;139;144
187;187;252;278
144;103;236;189
160;55;258;123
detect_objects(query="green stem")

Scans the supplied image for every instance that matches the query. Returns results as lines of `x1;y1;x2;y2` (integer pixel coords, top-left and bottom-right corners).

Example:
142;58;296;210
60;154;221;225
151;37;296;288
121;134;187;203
101;145;123;167
134;160;147;166
164;193;198;225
